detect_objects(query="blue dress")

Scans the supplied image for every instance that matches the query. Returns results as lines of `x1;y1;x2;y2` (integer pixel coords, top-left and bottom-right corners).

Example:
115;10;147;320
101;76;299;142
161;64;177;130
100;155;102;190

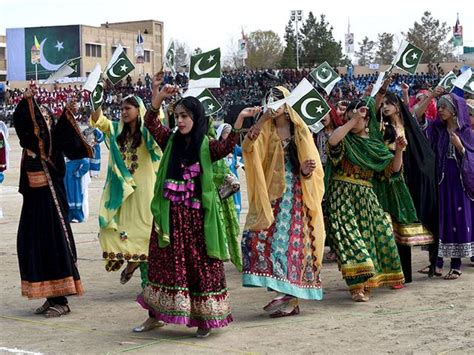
64;158;90;222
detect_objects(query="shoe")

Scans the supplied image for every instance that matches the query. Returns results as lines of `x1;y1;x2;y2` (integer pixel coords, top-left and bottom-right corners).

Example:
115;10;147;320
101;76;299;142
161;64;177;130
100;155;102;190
351;290;369;302
120;263;139;284
269;305;300;318
132;318;165;333
263;295;295;313
196;328;211;338
391;284;404;290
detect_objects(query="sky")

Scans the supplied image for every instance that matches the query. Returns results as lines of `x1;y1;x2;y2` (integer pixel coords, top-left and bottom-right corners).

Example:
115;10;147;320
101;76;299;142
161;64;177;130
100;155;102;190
2;0;473;56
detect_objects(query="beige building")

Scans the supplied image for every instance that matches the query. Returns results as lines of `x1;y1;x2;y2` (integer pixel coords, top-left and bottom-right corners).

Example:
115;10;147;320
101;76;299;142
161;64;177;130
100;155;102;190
81;20;164;80
3;20;164;87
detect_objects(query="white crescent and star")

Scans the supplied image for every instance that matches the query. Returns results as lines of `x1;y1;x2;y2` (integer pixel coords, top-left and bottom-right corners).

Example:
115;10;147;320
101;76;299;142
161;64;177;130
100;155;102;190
301;98;320;121
55;41;64;51
108;58;126;78
39;38;66;71
315;66;333;84
401;48;417;69
198;95;219;113
92;84;104;106
194;57;217;76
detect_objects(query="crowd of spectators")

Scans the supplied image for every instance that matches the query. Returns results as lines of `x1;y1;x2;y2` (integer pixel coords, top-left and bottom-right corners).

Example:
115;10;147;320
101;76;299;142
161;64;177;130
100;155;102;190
0;68;445;126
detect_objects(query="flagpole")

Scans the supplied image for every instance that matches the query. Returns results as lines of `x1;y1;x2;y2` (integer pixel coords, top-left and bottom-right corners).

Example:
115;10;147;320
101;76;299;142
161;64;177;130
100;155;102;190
35;63;38;82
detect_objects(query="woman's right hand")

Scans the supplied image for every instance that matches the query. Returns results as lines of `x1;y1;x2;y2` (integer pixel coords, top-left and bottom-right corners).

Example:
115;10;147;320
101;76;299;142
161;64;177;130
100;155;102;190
430;86;445;99
23;89;35;99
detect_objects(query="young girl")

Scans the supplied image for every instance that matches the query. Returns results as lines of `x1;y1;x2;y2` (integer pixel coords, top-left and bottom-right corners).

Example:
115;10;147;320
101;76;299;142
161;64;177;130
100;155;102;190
91;95;161;284
136;76;244;338
241;86;326;317
326;98;405;301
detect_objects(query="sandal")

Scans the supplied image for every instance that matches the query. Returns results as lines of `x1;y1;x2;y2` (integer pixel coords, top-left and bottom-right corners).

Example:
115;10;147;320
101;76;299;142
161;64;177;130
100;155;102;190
351;290;369;302
105;260;124;272
418;265;442;277
132;317;165;333
34;300;51;314
443;269;462;280
269;305;300;318
120;263;139;284
196;328;212;338
44;304;70;318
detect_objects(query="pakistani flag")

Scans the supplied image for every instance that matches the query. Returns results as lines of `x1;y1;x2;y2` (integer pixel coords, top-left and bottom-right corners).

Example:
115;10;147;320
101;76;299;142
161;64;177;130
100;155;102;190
438;71;457;92
164;40;176;75
106;45;135;85
393;41;423;75
268;78;330;132
183;88;222;116
90;82;105;112
452;68;474;95
310;61;341;95
44;56;81;84
188;48;221;89
83;63;102;93
370;71;386;97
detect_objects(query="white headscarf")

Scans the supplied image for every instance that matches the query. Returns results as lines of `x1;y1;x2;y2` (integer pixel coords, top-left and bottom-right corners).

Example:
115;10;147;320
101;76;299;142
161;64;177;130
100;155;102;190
0;121;10;170
216;123;232;140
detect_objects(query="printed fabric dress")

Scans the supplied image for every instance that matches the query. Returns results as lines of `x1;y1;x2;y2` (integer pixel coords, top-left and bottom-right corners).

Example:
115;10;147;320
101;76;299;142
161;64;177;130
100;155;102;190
242;138;323;300
137;111;241;329
326;140;405;291
91;104;160;270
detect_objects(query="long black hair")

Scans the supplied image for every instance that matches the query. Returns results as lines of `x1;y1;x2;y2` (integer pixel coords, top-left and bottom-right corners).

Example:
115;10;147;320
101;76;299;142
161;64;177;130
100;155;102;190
380;92;399;145
116;96;142;149
263;87;300;173
167;96;208;180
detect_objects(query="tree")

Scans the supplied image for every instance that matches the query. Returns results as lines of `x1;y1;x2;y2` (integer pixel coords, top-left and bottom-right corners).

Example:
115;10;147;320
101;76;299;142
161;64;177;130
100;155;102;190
246;30;283;69
355;36;376;66
223;37;245;70
299;12;344;67
375;32;396;65
404;11;451;63
279;20;297;69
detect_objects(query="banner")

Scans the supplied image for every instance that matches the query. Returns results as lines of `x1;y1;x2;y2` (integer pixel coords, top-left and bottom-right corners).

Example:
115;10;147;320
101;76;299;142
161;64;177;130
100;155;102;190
345;33;354;54
7;25;81;81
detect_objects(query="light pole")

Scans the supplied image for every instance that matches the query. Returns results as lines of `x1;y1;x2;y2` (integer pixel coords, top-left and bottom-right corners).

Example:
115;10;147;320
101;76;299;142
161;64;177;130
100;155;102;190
291;10;303;70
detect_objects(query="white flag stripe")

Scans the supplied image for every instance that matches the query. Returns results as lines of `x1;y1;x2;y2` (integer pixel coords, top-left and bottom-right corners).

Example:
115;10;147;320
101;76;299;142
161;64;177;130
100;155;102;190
286;78;314;106
188;77;220;89
44;65;75;84
83;63;102;93
266;98;287;111
106;45;124;72
392;40;409;66
452;68;472;89
370;71;386;97
182;88;206;98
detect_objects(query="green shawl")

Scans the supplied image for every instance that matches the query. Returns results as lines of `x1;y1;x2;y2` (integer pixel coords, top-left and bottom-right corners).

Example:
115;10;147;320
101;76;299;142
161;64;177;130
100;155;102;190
97;96;161;230
325;97;394;189
151;134;240;269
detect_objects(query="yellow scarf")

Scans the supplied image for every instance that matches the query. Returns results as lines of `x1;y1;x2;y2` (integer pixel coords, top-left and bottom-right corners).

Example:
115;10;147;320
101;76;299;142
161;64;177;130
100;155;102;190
242;86;326;268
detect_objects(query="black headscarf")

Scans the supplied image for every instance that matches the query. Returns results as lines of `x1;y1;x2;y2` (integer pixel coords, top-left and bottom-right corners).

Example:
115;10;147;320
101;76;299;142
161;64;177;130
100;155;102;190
379;94;438;236
166;96;209;181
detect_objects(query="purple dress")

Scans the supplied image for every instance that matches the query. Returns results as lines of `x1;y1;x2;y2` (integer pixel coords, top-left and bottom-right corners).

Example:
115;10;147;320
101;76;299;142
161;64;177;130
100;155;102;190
426;94;474;260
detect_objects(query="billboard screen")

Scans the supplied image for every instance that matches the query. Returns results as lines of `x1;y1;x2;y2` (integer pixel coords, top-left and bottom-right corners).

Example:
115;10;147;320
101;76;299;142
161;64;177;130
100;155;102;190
7;25;81;81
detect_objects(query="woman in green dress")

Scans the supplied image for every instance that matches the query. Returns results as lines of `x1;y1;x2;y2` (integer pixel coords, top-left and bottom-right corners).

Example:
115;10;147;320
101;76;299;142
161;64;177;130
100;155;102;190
326;98;405;302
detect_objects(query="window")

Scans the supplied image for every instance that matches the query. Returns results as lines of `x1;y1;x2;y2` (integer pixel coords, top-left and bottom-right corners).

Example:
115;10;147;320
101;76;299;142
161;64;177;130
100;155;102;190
86;44;102;58
144;50;151;63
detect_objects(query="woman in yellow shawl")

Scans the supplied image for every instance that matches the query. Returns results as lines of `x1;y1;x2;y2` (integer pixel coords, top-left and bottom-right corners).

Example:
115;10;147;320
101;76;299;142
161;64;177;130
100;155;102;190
241;87;326;318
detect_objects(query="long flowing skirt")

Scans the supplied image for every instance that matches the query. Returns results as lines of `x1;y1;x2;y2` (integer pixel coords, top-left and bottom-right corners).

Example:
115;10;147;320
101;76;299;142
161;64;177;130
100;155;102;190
138;204;232;329
17;187;83;299
327;178;404;291
242;161;323;300
438;159;473;258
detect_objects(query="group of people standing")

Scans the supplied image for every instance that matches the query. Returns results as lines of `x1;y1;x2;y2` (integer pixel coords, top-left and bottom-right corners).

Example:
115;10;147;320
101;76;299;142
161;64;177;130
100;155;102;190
11;70;473;337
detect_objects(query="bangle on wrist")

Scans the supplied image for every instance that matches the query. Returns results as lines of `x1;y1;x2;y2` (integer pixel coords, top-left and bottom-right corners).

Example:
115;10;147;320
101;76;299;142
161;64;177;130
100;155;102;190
150;104;160;113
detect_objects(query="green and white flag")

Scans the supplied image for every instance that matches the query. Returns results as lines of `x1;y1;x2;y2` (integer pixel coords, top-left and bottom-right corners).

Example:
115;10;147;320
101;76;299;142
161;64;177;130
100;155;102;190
105;45;135;85
452;68;474;95
437;71;457;92
90;81;105;112
188;48;221;89
310;61;341;95
393;41;423;75
164;39;176;75
370;71;386;97
44;56;81;84
183;88;222;116
83;63;102;93
267;78;330;133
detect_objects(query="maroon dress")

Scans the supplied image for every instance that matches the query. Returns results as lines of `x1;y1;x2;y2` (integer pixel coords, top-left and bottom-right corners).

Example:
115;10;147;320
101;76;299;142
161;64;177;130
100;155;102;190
137;112;239;328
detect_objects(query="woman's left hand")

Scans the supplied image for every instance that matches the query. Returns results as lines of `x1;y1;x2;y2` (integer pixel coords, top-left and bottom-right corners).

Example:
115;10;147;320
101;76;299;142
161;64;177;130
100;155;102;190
395;135;407;151
301;159;316;176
